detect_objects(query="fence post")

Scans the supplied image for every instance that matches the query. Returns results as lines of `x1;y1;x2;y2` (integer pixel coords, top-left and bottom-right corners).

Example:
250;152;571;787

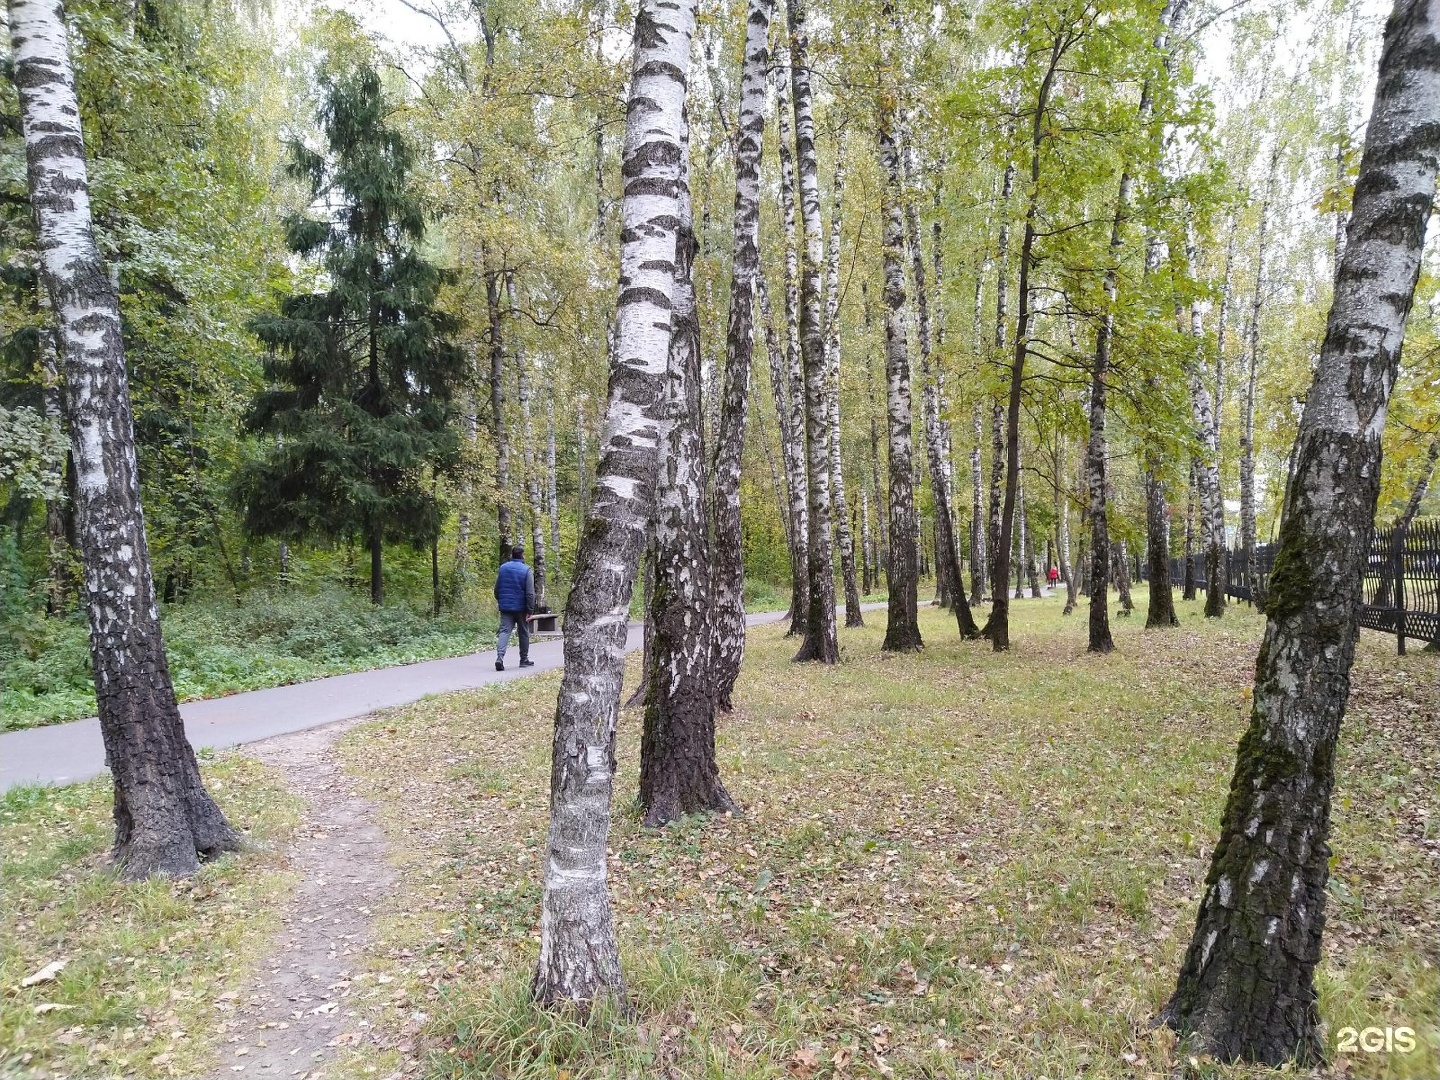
1395;537;1407;656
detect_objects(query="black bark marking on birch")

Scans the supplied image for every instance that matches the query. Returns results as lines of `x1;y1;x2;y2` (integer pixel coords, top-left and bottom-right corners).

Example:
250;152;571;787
1161;1;1440;1063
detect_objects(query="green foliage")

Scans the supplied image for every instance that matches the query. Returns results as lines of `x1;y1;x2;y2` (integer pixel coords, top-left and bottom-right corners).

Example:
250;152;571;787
233;63;464;564
0;587;496;732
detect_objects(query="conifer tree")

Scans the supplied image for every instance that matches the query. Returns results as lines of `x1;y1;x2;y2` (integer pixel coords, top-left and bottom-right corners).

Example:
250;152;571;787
234;64;463;606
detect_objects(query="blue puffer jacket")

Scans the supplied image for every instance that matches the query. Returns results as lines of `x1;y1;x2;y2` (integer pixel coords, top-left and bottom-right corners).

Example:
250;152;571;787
494;558;534;612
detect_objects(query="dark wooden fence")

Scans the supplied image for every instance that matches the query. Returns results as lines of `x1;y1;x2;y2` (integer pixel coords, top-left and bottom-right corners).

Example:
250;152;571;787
1157;518;1440;654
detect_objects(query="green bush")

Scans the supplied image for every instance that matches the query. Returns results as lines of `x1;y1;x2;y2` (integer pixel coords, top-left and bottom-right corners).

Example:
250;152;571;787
0;587;496;733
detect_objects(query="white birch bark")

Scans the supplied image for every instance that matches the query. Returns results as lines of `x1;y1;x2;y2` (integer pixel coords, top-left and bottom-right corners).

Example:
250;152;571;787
786;0;839;663
709;0;772;708
10;0;240;878
532;0;695;1009
1163;3;1440;1059
824;154;863;627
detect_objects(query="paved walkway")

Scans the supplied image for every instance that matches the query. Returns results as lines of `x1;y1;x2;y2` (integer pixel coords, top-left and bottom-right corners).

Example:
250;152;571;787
1;609;800;793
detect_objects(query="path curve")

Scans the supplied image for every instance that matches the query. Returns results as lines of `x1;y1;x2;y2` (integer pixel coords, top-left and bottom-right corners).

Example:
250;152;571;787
1;610;802;792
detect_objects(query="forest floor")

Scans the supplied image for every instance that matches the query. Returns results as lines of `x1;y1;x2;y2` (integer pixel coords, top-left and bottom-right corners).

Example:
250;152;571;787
326;596;1436;1080
1;594;1435;1080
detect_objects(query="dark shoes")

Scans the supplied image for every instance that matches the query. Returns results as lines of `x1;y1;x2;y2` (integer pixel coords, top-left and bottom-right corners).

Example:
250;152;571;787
495;660;505;671
519;659;535;668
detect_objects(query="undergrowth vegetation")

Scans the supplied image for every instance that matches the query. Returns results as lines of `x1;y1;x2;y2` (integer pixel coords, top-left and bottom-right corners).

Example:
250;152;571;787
0;755;300;1079
333;597;1438;1080
0;587;497;732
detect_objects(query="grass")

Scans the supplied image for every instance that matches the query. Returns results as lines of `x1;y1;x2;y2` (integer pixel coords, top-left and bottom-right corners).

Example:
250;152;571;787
0;755;301;1079
1;587;498;732
333;594;1438;1080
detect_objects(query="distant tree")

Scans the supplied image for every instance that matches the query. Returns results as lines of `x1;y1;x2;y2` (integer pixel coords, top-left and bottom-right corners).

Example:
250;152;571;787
234;64;463;605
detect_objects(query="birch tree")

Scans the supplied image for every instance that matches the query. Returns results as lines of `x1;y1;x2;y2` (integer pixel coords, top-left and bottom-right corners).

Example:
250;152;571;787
531;0;695;1009
639;126;736;827
824;155;864;627
1162;3;1440;1059
710;0;772;710
9;0;241;878
877;15;921;653
787;0;839;663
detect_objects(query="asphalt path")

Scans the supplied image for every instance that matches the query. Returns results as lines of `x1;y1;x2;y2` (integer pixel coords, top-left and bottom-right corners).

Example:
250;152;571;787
1;608;804;792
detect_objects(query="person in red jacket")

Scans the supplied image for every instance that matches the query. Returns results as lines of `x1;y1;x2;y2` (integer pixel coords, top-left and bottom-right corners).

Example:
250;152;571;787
1047;565;1060;588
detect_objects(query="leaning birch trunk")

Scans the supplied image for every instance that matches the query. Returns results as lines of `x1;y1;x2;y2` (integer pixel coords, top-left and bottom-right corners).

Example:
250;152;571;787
877;50;922;652
774;59;811;638
1377;436;1440;606
710;0;772;710
1162;3;1440;1059
787;0;839;663
824;156;864;627
1114;539;1134;614
640;139;737;827
10;0;240;878
511;276;547;604
532;0;695;1009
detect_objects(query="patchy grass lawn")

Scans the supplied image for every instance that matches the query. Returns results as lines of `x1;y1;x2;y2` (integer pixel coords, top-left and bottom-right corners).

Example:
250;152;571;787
0;756;301;1079
335;596;1438;1080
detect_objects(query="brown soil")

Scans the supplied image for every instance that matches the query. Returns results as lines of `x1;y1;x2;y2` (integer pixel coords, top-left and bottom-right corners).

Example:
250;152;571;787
204;717;395;1080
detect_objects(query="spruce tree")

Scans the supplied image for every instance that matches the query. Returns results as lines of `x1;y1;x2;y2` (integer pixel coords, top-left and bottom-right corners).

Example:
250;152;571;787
235;64;463;605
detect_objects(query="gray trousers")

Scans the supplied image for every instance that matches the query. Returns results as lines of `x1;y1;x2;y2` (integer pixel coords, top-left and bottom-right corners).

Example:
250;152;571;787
497;610;529;661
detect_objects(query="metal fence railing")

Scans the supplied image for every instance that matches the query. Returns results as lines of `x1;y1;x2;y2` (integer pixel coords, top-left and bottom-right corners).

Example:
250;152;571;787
1154;518;1440;654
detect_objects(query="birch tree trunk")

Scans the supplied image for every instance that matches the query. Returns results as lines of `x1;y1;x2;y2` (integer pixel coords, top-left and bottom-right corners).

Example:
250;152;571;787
532;0;695;1009
984;161;1015;623
877;61;921;653
1162;4;1440;1059
993;37;1064;652
902;143;977;636
10;0;241;878
969;403;987;606
786;0;839;663
824;155;864;627
486;267;512;564
1183;464;1197;601
710;0;772;710
1114;539;1134;614
640;133;737;827
1145;464;1178;626
864;281;888;573
1056;439;1076;615
774;60;811;638
860;485;874;594
547;395;560;582
511;275;547;605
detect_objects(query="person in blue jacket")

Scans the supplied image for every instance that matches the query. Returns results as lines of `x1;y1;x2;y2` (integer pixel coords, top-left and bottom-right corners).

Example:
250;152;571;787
493;545;536;671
